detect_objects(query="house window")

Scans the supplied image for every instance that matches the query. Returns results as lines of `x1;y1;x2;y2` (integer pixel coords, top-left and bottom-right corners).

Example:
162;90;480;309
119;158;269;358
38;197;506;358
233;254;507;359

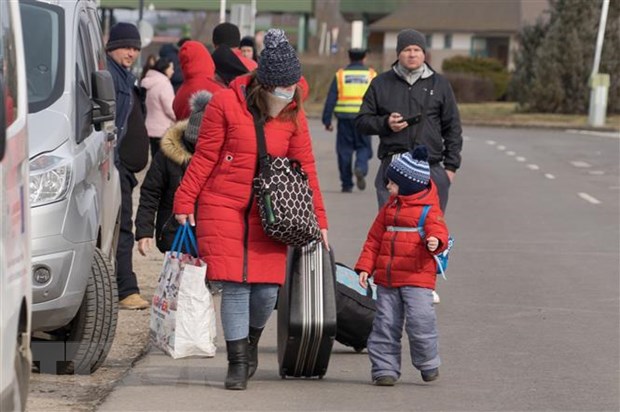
425;34;432;49
444;34;452;49
471;37;487;57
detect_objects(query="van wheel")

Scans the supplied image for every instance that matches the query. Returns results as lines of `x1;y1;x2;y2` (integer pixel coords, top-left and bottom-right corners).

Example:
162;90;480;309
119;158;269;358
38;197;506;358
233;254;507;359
13;329;31;411
33;248;118;375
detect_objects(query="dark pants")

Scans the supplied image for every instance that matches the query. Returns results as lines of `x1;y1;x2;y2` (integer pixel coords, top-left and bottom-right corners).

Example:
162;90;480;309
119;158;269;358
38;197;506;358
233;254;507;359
149;137;161;159
375;158;450;212
116;164;139;299
336;118;372;190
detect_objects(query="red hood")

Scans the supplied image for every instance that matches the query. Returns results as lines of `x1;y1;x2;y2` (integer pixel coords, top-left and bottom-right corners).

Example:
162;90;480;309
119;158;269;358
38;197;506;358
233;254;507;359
179;40;215;80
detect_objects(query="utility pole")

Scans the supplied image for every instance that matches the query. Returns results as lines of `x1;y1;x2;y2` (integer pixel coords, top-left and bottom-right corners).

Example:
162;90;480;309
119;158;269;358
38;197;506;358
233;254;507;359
220;0;226;23
588;0;610;127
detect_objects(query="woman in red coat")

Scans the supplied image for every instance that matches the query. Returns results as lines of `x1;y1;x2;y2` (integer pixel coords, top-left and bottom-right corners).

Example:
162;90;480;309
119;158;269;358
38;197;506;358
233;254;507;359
173;29;329;390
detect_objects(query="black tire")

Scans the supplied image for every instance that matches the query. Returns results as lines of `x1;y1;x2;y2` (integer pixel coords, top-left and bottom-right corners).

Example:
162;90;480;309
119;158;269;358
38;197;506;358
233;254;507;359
33;248;118;375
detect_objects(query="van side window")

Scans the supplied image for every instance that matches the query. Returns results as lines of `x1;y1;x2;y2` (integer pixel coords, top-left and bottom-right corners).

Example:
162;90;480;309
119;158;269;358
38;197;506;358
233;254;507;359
75;16;93;143
1;0;19;126
86;9;105;71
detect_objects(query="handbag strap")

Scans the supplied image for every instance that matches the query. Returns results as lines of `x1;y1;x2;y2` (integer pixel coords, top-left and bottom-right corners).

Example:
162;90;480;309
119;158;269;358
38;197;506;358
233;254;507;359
411;75;436;149
249;104;269;174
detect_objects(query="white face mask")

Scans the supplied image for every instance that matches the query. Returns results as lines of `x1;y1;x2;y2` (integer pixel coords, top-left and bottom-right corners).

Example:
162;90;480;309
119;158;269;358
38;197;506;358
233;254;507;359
271;87;295;102
265;92;290;118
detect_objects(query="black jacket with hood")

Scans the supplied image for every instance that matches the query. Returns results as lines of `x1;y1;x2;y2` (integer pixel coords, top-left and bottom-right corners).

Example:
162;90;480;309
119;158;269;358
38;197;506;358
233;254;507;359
355;63;462;172
134;119;195;253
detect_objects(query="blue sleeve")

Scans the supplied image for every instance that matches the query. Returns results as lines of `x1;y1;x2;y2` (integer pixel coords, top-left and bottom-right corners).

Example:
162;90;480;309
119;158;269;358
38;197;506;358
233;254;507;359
321;76;338;126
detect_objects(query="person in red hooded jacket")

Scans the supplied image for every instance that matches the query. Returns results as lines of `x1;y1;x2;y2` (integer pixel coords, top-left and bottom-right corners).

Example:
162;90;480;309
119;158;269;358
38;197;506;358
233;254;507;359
173;29;329;391
356;145;449;387
172;40;222;120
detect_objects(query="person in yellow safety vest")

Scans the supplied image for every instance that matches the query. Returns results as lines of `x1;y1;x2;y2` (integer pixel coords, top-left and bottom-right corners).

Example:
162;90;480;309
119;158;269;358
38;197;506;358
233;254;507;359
322;49;377;193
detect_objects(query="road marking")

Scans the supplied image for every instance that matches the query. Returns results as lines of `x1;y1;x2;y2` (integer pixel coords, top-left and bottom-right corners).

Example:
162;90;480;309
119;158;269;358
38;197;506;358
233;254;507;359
571;160;591;168
578;192;601;204
497;145;506;151
506;151;515;156
566;129;620;139
463;135;472;141
588;170;605;175
527;164;540;170
486;140;496;145
516;156;526;162
545;173;556;179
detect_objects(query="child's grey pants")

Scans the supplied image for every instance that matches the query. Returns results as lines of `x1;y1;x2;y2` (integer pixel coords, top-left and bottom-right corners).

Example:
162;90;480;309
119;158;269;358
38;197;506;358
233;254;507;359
367;285;441;380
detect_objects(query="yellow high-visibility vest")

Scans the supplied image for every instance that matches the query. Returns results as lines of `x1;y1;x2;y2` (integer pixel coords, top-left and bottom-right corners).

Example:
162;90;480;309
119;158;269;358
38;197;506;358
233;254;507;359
334;67;377;114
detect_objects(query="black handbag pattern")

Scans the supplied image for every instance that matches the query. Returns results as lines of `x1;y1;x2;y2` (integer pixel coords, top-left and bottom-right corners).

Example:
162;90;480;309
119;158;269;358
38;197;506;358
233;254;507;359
250;106;321;247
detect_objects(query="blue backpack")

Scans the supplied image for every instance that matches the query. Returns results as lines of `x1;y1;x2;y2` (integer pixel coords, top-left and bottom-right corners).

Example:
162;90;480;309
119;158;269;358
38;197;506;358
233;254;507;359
417;205;454;280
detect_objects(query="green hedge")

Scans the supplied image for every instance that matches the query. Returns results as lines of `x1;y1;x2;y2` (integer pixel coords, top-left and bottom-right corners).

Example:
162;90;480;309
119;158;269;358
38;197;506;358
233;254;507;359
442;56;510;101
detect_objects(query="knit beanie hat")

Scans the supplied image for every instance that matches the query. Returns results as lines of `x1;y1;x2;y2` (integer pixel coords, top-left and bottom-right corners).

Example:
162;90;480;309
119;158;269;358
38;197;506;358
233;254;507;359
184;91;212;145
106;22;141;52
257;29;301;87
386;146;431;196
396;29;426;55
212;22;241;48
212;45;249;85
240;36;255;48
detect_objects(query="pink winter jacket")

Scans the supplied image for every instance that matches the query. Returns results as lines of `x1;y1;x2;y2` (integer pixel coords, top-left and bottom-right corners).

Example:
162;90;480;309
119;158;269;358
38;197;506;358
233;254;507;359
141;69;176;137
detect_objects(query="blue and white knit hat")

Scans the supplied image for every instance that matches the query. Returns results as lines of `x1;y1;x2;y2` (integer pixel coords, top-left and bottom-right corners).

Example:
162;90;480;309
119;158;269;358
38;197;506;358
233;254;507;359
386;145;431;195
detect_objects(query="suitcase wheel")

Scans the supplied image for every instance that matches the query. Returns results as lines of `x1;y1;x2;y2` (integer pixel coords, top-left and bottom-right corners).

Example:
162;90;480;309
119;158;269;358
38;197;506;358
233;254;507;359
354;346;365;353
318;375;324;379
280;374;286;379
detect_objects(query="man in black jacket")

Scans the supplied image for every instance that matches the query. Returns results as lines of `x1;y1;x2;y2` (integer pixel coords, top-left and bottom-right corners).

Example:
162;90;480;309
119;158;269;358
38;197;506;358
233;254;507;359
107;23;150;310
355;29;462;211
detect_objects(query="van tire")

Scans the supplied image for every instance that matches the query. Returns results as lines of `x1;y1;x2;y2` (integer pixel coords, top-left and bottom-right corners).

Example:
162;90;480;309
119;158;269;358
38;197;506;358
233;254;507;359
63;247;118;374
32;248;118;375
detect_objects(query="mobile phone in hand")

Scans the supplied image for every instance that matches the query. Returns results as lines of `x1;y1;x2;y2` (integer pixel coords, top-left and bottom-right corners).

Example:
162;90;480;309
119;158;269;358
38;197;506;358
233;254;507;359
404;114;422;126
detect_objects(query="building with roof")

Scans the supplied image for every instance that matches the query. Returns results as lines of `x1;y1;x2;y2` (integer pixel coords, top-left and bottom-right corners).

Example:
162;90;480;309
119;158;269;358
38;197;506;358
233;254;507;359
369;0;549;71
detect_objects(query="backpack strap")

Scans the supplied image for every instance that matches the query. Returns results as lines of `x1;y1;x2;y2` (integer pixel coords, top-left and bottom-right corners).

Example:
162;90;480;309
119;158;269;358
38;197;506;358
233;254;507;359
417;205;431;238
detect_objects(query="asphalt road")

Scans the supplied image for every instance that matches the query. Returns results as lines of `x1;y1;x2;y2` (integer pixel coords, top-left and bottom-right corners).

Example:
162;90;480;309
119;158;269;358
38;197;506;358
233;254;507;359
98;123;619;411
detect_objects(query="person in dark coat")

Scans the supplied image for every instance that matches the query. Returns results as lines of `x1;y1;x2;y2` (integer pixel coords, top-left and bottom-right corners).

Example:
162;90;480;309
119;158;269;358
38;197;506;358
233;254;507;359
159;43;183;92
106;22;150;310
355;29;463;212
135;91;211;256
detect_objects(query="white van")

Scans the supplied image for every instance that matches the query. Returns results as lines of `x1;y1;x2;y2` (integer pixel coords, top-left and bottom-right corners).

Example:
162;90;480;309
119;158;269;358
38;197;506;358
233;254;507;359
20;0;121;375
0;1;32;411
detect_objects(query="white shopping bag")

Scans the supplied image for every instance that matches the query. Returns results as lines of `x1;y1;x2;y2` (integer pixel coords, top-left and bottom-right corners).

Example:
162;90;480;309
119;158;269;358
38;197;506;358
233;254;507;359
149;224;217;359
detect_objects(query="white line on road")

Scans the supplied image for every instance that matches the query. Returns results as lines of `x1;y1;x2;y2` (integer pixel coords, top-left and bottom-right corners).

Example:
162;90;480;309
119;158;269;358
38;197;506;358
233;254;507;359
516;156;526;162
588;170;605;175
506;151;515;156
497;145;506;150
527;164;540;170
545;173;556;179
567;129;620;139
571;160;591;168
578;192;601;204
486;140;496;145
463;135;472;141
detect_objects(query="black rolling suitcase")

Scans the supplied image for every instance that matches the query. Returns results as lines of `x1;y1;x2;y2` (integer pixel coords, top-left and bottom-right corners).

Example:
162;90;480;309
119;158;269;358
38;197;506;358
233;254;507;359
277;241;337;378
335;263;377;352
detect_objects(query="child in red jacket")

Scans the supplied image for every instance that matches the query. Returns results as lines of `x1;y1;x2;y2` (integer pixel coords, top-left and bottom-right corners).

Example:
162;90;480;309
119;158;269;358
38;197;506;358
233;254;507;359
356;145;449;386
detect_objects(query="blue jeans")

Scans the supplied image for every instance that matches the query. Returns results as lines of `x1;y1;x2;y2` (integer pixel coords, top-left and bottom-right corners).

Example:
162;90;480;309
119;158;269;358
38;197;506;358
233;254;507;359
367;285;440;380
220;282;279;341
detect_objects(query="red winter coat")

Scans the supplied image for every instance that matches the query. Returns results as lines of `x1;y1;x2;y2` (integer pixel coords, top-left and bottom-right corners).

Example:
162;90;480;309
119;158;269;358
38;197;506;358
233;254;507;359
355;182;449;289
173;75;328;285
173;40;223;120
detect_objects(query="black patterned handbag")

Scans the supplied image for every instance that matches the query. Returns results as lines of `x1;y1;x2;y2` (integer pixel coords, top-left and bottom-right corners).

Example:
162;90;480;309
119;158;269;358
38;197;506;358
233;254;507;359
250;107;321;247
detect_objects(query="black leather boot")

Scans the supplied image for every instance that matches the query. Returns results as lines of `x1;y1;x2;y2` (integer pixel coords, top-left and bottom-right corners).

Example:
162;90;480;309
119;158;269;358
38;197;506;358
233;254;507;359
247;327;264;379
225;339;249;390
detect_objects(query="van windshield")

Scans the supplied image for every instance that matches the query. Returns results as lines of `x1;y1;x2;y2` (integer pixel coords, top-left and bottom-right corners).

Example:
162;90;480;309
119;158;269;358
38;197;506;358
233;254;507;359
19;1;64;113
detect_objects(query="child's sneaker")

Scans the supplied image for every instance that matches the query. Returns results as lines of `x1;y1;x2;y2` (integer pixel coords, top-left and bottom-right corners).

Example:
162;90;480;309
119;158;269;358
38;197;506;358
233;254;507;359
373;376;397;386
432;290;440;304
421;367;439;382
